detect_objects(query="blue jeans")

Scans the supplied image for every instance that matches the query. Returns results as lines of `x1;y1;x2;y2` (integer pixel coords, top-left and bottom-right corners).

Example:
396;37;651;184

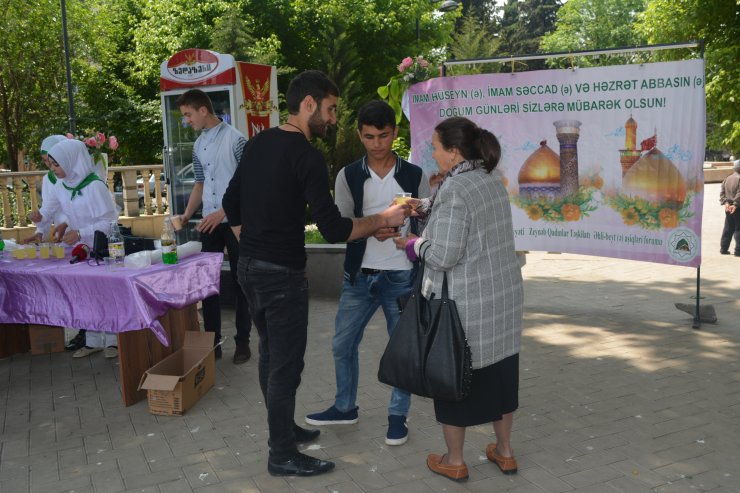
333;269;414;417
237;257;308;459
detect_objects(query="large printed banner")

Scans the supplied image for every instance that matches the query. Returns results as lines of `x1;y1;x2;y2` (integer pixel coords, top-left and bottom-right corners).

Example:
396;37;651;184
409;60;706;267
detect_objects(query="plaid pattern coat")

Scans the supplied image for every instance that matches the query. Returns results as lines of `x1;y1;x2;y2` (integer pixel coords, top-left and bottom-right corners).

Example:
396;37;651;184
418;167;523;369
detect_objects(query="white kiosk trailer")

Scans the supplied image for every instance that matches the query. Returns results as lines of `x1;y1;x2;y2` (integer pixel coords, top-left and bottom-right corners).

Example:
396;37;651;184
159;48;278;239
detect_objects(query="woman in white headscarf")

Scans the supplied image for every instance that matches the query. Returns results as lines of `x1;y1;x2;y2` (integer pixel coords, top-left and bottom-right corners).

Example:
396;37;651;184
23;136;86;352
46;139;118;247
21;135;69;244
48;139;120;358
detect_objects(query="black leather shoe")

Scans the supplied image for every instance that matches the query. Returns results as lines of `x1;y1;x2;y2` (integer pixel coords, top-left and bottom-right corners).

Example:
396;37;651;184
267;452;335;477
294;424;320;443
720;250;730;255
65;331;86;351
233;342;251;364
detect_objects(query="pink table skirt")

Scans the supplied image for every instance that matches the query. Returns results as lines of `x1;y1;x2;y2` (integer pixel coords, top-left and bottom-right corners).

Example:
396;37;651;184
0;252;222;346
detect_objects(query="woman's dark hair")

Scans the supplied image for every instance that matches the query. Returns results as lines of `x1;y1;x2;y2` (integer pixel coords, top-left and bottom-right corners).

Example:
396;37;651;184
286;70;340;115
434;117;501;172
175;89;215;115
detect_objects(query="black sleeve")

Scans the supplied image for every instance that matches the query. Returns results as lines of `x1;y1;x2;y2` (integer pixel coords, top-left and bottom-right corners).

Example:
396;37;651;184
299;149;353;243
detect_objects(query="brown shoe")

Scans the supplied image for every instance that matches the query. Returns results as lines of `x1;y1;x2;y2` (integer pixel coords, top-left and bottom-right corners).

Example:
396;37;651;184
426;453;468;482
486;443;518;474
233;342;251;364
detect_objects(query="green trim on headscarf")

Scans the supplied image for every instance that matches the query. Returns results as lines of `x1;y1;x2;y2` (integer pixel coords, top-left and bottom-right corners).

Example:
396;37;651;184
47;170;57;185
62;172;103;199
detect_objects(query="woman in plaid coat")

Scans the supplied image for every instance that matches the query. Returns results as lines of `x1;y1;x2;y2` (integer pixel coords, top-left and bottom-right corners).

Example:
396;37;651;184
396;117;524;482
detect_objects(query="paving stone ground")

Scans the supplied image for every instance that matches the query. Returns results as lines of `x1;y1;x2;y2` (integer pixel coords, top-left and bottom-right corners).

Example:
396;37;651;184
1;183;739;493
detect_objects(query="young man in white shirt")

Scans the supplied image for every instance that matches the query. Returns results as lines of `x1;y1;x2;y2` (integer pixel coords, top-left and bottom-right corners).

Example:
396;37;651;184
305;100;430;445
175;89;252;363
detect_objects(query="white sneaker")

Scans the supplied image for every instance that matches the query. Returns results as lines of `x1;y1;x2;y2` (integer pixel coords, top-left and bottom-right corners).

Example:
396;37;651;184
104;346;118;359
73;346;102;358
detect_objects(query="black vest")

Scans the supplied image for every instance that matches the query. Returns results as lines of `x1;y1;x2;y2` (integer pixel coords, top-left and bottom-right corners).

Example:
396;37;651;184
343;155;423;283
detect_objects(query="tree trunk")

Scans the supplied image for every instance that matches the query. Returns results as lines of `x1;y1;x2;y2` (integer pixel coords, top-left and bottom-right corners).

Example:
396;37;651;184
0;75;19;171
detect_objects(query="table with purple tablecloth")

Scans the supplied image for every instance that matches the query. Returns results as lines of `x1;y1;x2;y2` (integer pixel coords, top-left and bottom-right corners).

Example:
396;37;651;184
0;251;222;405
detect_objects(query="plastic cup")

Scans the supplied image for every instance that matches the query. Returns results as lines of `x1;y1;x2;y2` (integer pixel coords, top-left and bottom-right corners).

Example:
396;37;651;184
53;244;65;259
393;192;413;206
25;246;37;259
39;243;50;259
394;192;413;235
104;257;116;272
12;248;27;260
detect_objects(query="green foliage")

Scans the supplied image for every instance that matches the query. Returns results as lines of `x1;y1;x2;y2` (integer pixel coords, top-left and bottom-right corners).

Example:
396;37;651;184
313;98;365;190
304;224;328;244
460;0;500;22
392;136;411;160
377;75;410;125
319;22;364;106
540;0;648;67
1;0;461;169
126;0;230;94
211;5;256;61
248;0;458;103
497;0;559;71
0;0;70;169
636;0;740;153
447;10;500;76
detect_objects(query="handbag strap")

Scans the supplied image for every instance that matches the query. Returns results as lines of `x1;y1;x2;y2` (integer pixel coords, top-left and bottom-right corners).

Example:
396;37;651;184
418;250;450;301
441;270;450;300
414;257;426;296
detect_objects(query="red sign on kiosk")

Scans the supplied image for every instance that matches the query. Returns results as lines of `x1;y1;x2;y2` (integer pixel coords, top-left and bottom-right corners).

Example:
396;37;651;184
238;62;273;138
160;49;236;90
159;49;279;219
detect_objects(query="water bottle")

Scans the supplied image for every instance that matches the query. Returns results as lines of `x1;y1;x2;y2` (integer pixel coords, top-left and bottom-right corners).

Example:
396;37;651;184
161;217;178;265
0;230;5;259
108;221;125;266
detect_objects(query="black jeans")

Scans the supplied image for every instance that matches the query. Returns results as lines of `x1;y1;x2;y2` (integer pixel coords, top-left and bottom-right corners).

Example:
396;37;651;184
237;256;308;458
200;223;251;344
721;208;740;254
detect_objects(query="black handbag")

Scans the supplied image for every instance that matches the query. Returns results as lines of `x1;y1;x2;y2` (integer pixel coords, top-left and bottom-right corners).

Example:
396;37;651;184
378;258;472;401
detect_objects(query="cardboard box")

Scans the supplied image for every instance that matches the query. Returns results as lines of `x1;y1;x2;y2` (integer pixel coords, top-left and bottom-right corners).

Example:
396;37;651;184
29;325;65;355
138;332;215;416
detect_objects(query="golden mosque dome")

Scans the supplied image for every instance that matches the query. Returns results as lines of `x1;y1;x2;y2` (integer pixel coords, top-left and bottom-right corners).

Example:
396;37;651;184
518;140;560;184
622;148;686;206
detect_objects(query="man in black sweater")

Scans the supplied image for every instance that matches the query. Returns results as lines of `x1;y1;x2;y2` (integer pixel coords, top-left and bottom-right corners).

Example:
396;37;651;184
223;70;408;477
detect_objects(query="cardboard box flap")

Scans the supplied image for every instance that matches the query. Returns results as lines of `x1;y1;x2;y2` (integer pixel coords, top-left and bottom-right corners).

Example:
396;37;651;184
184;331;216;349
139;373;181;391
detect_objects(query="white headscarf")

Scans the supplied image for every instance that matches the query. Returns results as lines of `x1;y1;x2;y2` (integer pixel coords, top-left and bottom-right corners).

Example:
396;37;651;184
48;139;96;188
40;135;68;155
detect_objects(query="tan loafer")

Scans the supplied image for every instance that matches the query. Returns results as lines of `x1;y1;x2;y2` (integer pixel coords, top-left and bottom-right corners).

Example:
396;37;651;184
426;453;469;482
486;443;518;474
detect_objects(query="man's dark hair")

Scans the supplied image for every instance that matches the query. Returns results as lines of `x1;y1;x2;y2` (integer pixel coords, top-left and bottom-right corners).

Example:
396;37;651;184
285;70;340;115
176;89;215;115
357;100;396;131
